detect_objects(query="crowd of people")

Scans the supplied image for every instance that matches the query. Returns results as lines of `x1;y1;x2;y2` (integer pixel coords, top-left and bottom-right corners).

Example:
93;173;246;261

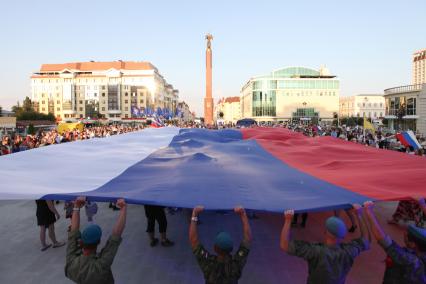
0;124;144;156
282;122;426;155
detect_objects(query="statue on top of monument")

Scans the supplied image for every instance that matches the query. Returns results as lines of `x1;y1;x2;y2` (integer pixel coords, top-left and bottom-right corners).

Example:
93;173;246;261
205;33;213;49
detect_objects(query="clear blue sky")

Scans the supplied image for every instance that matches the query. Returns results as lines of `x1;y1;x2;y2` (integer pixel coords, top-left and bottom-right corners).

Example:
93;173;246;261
0;0;425;115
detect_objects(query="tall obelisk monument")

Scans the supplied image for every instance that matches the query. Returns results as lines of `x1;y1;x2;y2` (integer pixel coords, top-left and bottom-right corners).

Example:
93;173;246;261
204;33;214;125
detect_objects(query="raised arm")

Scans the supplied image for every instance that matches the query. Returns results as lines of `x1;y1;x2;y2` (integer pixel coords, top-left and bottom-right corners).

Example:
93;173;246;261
280;210;294;252
350;203;370;242
416;196;426;216
71;197;86;232
234;206;252;245
112;199;127;237
363;201;387;242
46;200;60;220
189;206;204;250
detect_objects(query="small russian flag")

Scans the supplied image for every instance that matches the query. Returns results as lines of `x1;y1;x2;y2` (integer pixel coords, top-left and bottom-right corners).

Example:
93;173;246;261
396;130;422;150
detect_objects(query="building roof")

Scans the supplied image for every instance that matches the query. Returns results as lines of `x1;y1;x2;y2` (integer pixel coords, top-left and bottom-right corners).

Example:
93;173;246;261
224;96;240;103
0;110;15;115
39;61;156;72
254;66;336;80
413;50;426;62
354;94;384;97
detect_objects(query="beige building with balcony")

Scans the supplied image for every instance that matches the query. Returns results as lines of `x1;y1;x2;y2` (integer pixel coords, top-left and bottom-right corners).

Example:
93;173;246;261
339;94;385;119
413;48;426;85
31;61;179;121
384;84;426;135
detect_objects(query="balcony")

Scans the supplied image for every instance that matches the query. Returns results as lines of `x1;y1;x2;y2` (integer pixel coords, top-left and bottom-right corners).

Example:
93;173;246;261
384;84;423;95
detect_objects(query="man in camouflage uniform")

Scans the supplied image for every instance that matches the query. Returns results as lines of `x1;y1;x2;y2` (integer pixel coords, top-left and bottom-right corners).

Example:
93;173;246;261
65;197;127;284
189;206;252;284
280;204;370;284
364;199;426;284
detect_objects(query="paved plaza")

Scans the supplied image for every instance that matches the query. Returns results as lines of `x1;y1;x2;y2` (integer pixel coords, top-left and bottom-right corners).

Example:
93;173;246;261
0;200;408;284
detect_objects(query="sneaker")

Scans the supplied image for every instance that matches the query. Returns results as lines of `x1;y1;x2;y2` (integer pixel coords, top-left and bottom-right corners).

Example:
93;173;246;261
150;238;159;247
53;241;65;248
40;244;52;251
161;239;174;247
348;225;357;233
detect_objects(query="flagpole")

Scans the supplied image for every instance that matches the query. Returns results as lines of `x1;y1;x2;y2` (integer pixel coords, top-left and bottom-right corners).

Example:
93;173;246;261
363;113;366;144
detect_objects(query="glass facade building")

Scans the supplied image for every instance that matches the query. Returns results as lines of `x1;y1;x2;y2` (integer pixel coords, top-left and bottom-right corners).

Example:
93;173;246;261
241;66;340;123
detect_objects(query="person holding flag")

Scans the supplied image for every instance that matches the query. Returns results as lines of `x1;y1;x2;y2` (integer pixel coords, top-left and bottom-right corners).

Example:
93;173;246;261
364;199;426;284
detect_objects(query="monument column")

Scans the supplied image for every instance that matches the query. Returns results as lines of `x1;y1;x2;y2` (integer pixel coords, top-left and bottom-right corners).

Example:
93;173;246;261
204;34;214;125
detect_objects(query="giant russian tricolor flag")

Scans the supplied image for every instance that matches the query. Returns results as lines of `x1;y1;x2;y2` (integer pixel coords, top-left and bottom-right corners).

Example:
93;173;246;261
0;127;425;212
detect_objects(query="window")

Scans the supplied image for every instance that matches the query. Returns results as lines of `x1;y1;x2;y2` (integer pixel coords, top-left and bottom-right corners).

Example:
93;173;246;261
125;100;128;104
94;93;97;97
125;92;128;96
57;107;60;111
125;107;128;111
102;93;105;97
42;101;45;104
374;112;377;117
102;107;105;111
268;80;277;89
79;107;83;111
380;103;383;107
407;98;416;115
42;108;45;111
79;100;83;104
102;86;106;90
252;81;262;90
380;112;382;117
125;114;128;118
140;100;144;104
363;103;365;107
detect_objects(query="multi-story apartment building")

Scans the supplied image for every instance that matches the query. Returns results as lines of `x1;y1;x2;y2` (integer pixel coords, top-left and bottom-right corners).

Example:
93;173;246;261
412;48;426;85
339;94;385;119
31;61;179;121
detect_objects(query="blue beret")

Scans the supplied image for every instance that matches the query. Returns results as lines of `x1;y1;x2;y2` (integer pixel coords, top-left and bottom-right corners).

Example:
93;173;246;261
82;224;102;245
408;225;426;245
326;217;347;239
215;231;233;252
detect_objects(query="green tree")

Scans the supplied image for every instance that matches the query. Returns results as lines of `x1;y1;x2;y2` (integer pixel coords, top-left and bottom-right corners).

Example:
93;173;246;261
11;101;23;115
23;96;33;112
